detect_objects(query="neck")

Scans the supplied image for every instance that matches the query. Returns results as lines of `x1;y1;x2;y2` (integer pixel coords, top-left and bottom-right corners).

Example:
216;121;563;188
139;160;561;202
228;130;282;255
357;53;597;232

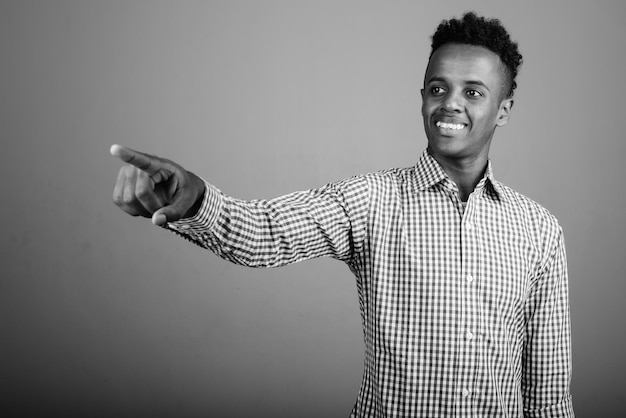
427;148;488;202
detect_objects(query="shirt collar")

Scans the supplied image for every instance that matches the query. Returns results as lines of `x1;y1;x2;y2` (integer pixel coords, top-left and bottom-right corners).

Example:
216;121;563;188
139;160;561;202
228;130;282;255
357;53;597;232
413;149;505;201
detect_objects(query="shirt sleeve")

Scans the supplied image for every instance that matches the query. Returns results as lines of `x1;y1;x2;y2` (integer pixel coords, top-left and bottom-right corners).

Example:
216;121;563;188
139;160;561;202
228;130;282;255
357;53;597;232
522;227;575;417
165;176;370;268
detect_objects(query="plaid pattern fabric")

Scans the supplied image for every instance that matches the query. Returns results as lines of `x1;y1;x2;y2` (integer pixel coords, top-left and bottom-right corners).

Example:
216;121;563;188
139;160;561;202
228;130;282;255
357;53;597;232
168;150;574;417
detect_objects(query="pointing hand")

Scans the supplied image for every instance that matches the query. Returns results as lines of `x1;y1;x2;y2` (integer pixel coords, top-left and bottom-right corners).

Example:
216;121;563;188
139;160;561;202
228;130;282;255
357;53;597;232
111;145;205;226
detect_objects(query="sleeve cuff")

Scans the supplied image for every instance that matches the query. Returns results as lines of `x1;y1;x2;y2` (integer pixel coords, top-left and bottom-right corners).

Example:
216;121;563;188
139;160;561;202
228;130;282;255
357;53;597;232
165;178;223;237
524;395;574;418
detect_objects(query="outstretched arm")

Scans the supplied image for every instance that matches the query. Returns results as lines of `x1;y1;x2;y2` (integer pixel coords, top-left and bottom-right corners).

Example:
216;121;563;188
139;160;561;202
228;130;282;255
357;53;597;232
110;144;370;268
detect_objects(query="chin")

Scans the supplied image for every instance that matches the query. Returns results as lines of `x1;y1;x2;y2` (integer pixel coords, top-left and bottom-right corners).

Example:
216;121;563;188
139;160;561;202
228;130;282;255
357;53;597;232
427;140;467;159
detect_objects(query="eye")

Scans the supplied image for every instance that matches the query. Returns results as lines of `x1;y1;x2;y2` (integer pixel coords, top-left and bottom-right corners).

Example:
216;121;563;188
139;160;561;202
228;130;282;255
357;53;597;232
466;89;483;98
430;86;446;96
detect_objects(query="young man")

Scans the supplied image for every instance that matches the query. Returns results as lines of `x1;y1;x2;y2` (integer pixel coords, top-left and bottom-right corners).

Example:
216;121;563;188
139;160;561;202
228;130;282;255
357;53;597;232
111;12;574;417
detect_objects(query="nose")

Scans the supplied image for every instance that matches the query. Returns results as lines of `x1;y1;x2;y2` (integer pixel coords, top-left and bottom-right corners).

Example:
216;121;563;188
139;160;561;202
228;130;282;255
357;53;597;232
441;90;463;112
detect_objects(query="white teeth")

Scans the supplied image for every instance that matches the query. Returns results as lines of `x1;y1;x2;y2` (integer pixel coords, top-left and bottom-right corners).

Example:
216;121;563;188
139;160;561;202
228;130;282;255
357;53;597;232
436;121;465;130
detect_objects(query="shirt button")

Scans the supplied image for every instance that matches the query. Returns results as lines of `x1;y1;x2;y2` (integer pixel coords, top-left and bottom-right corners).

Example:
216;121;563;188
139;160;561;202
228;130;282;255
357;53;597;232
465;222;474;231
466;274;474;283
466;331;474;341
462;388;470;397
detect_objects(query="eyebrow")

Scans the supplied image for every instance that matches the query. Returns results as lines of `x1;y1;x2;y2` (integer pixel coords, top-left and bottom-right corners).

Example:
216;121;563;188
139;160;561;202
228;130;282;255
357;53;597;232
425;76;491;91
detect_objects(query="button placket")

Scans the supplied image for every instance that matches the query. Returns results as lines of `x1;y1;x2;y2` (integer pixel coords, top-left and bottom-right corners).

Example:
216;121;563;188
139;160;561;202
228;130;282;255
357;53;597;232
459;199;477;407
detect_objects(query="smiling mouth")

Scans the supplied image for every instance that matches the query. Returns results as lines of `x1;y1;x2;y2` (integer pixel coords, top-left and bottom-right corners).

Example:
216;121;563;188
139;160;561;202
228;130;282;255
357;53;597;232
435;121;466;130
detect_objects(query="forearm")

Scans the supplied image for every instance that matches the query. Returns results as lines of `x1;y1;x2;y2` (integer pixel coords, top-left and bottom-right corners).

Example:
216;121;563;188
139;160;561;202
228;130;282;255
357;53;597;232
166;177;368;268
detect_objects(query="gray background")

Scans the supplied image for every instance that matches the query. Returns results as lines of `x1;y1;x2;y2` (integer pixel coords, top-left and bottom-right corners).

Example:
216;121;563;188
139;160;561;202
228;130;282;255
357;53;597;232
2;1;625;417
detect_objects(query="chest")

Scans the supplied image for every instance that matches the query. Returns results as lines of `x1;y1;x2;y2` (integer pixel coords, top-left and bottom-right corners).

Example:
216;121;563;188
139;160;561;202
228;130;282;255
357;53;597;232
365;192;539;313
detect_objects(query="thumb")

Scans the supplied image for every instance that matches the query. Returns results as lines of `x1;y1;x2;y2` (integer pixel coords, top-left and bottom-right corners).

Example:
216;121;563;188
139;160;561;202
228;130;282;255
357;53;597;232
151;195;194;226
151;172;205;226
151;211;169;226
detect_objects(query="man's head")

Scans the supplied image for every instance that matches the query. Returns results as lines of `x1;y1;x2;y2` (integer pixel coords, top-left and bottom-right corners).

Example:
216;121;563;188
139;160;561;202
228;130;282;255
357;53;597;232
420;12;522;165
429;12;522;99
422;13;522;165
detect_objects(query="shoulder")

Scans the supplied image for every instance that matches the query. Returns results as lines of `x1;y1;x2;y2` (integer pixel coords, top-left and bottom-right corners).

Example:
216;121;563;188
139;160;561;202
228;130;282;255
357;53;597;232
320;166;417;208
495;181;564;249
358;166;417;192
326;166;415;193
497;182;560;224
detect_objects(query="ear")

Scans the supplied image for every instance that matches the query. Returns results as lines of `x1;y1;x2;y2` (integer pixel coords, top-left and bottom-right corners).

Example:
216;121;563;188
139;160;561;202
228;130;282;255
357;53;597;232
420;88;425;99
496;98;514;127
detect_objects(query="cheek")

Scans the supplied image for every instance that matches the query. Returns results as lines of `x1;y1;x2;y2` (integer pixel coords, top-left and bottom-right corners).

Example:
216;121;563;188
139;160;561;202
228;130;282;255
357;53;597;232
421;100;435;118
469;107;497;127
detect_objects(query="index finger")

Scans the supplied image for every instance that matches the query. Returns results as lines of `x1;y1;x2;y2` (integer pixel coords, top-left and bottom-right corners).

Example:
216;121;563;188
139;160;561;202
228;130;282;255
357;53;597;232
110;144;160;175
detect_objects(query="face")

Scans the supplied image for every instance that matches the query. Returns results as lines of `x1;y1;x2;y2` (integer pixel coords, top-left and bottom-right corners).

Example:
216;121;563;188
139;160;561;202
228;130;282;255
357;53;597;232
421;43;513;164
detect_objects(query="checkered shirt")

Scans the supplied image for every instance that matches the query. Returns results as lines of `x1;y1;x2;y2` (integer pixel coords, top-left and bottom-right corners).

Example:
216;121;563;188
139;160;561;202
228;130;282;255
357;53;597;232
167;150;574;417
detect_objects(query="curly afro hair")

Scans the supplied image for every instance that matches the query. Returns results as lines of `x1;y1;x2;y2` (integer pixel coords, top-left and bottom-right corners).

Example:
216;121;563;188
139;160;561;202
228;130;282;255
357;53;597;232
430;12;523;98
